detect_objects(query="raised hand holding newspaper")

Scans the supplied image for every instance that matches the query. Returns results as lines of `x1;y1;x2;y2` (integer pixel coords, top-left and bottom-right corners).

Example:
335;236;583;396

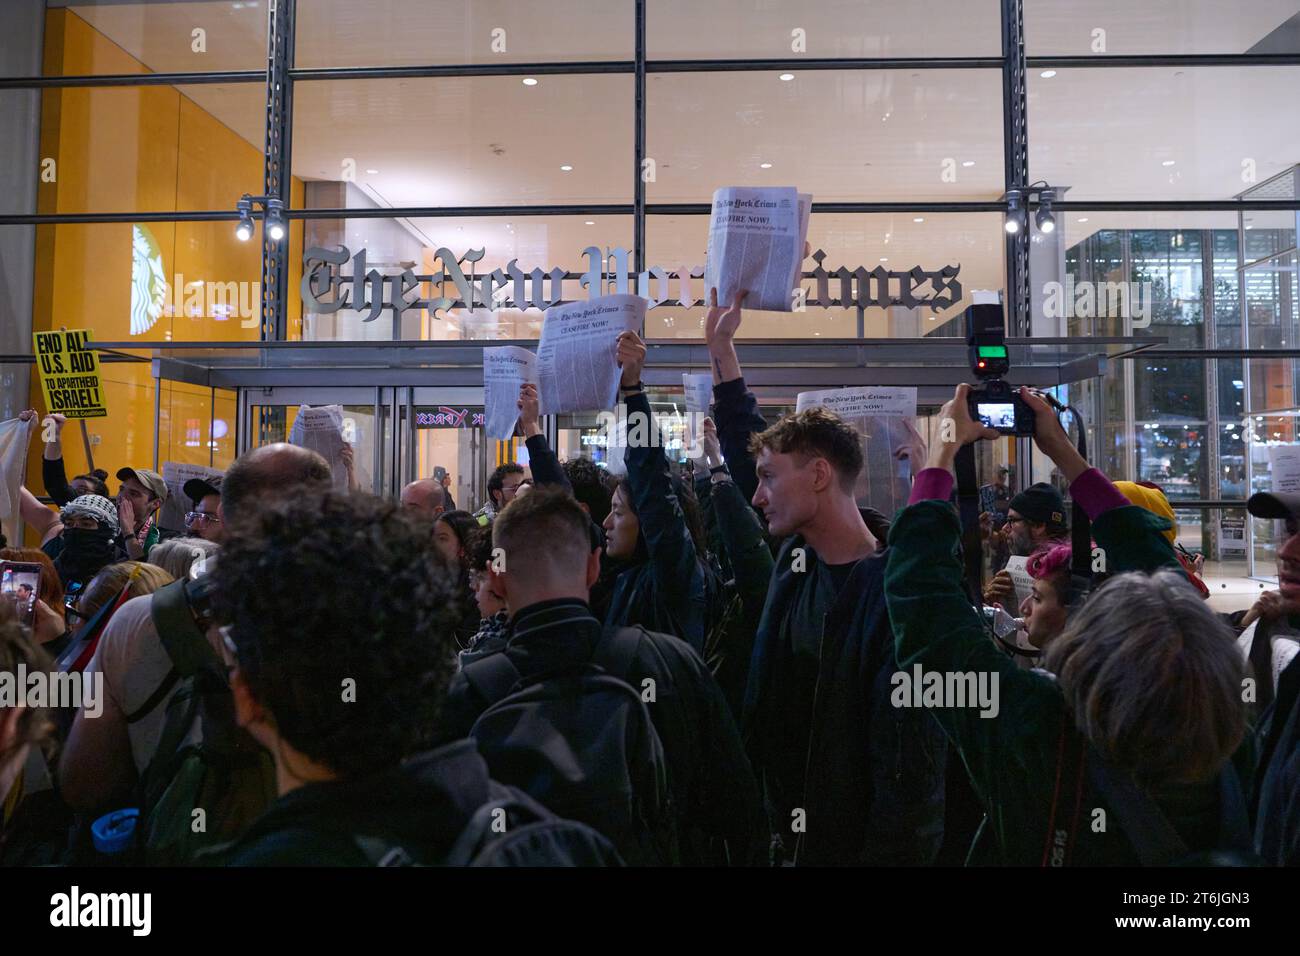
795;386;919;517
705;186;812;313
484;346;540;440
537;294;647;415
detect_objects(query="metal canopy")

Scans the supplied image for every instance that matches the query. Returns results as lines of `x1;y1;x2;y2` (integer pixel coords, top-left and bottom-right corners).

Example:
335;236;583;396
85;335;1165;405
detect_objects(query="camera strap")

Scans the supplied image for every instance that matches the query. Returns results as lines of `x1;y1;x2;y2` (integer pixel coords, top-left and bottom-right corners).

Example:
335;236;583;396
955;443;984;598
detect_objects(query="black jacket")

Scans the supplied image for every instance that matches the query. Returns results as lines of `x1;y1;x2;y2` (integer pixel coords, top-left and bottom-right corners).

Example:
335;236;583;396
440;599;767;865
715;376;947;866
1245;621;1300;866
603;390;717;653
217;741;498;866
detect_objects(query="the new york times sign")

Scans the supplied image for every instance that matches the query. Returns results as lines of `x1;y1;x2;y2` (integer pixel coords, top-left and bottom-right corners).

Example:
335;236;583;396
301;245;962;321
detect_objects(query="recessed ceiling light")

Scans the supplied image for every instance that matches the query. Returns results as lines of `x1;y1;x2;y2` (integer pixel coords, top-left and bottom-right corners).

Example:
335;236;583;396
913;217;925;223
962;161;975;167
522;78;538;86
880;257;889;262
584;220;595;225
1040;70;1057;78
1162;160;1176;167
760;162;772;169
365;168;379;174
779;73;794;81
560;164;573;171
1077;217;1089;222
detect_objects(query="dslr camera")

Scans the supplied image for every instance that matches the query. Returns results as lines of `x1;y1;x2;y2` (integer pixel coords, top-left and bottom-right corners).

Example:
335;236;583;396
965;302;1035;437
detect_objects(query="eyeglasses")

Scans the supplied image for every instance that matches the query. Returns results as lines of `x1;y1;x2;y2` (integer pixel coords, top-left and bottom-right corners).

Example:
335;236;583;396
185;511;222;526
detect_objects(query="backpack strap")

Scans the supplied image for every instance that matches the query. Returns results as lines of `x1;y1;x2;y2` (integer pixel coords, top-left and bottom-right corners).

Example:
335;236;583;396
125;667;181;724
150;579;222;678
442;786;548;867
462;652;525;709
1085;746;1190;866
594;626;644;682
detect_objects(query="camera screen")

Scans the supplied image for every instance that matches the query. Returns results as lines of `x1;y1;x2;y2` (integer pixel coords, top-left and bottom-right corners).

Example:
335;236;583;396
976;402;1017;430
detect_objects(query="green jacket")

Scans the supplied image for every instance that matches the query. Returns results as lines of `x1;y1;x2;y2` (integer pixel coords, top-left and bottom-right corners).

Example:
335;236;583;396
885;495;1246;865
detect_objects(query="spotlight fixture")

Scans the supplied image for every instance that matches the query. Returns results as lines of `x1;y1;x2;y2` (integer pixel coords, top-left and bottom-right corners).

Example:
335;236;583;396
265;198;286;241
233;193;288;243
1035;188;1056;234
1004;189;1023;234
235;196;254;242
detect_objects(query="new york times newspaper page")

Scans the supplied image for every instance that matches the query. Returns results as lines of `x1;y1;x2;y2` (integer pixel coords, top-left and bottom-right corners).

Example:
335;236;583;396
483;346;540;440
705;186;812;312
795;386;919;518
537;294;646;415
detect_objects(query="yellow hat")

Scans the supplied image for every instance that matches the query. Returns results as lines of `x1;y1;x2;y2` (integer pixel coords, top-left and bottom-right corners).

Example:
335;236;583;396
1113;481;1178;544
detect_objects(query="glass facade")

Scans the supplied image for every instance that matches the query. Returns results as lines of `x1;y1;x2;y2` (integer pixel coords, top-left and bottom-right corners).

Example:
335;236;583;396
2;0;1299;576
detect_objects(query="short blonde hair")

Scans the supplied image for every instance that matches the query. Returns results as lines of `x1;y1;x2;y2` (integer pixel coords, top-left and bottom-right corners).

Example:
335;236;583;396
1044;570;1247;786
76;562;174;623
147;537;218;581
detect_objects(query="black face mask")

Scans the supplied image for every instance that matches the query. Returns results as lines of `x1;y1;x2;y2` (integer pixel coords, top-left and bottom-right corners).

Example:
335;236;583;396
58;526;117;575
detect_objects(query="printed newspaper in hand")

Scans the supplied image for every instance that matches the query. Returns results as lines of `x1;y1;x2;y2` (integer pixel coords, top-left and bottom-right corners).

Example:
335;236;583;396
795;386;919;518
484;346;540;441
537;294;646;415
288;404;350;492
705;186;812;313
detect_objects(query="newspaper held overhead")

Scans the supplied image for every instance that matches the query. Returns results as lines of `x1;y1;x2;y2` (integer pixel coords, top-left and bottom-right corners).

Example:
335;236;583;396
1269;444;1300;495
682;373;713;416
795;386;919;518
705;186;812;313
484;346;540;441
160;462;224;534
537;294;647;415
288;404;350;492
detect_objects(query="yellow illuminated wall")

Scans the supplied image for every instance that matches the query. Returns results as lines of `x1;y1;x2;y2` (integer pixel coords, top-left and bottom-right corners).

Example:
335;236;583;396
28;9;304;536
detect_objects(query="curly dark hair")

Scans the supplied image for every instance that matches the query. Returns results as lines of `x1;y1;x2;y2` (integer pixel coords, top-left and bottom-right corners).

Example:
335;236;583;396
562;456;613;526
463;522;496;572
212;491;463;777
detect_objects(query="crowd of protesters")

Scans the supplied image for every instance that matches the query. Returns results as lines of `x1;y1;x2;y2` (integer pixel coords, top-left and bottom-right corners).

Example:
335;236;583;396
1;295;1298;868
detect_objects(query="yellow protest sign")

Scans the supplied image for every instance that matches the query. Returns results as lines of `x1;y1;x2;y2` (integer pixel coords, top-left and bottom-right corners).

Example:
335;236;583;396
33;328;108;419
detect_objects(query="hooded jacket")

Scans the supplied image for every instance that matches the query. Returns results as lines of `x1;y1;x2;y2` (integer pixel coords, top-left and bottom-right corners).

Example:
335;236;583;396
218;741;499;866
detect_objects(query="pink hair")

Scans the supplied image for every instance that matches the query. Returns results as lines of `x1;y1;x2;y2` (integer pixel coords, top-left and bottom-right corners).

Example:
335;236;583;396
1027;543;1073;580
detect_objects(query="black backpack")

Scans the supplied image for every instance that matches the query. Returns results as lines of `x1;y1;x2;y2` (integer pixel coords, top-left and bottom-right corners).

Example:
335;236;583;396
462;626;678;866
131;578;276;865
353;782;624;867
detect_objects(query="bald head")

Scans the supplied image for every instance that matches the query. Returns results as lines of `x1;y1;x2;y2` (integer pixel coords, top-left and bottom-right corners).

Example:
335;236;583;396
222;443;333;526
401;478;446;517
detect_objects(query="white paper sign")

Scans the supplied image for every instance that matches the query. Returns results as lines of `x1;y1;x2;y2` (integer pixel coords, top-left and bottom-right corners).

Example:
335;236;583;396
682;373;713;415
794;386;920;517
160;461;224;533
705;186;812;313
289;404;349;491
1003;555;1034;609
537;294;646;415
795;386;917;418
1269;444;1300;495
483;346;539;440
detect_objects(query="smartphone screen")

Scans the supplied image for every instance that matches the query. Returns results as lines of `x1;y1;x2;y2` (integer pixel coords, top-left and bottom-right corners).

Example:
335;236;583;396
0;561;43;629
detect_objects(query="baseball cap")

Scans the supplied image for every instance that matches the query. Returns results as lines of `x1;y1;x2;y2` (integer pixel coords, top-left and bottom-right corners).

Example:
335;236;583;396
60;494;120;534
183;475;223;507
117;467;169;502
1247;491;1300;521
